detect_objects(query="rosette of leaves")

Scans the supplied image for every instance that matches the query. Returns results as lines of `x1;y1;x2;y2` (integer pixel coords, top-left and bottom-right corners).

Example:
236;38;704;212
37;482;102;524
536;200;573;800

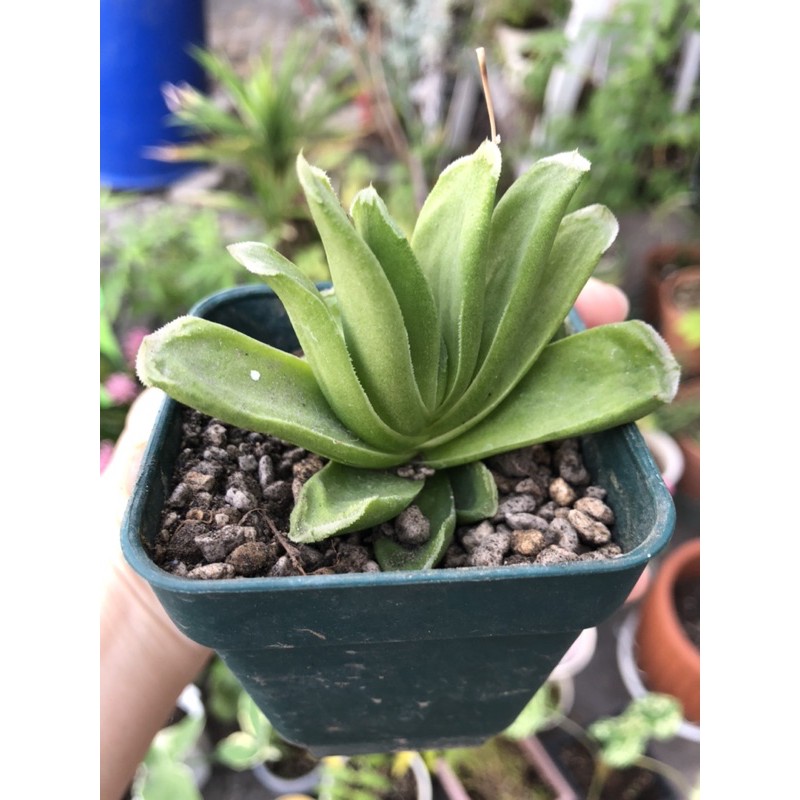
587;693;684;769
138;141;679;570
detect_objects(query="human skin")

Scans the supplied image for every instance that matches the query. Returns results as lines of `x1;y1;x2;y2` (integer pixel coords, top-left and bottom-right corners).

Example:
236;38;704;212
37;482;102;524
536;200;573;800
98;279;629;800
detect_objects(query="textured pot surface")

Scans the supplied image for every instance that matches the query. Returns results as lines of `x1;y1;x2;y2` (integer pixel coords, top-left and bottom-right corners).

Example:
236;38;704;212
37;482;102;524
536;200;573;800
122;286;675;755
635;538;700;722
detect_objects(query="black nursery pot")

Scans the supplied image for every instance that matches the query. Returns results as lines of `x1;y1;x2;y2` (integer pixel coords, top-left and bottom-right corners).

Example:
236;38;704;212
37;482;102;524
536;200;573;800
122;286;675;756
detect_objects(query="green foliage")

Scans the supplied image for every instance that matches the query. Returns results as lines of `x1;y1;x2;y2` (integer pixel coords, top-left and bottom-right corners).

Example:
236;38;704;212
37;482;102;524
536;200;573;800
130;692;207;800
533;0;700;211
137;143;679;569
213;691;283;770
317;753;418;800
588;693;684;769
203;657;242;725
148;35;360;238
100;199;254;333
488;0;572;29
503;682;562;740
650;389;699;443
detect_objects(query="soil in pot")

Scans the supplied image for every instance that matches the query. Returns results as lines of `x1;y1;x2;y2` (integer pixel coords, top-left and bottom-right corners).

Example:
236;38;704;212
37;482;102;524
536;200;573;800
149;407;630;580
538;729;677;800
442;737;556;800
674;575;700;650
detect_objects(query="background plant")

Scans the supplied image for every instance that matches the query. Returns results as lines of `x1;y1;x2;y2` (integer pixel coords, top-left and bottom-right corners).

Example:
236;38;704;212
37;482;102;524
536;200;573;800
129;685;208;800
100;196;257;447
574;693;689;799
147;34;361;256
527;0;700;212
317;0;489;209
317;751;422;800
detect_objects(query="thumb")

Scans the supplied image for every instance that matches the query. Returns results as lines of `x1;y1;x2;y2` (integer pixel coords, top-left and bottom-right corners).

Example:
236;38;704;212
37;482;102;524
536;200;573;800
574;277;630;328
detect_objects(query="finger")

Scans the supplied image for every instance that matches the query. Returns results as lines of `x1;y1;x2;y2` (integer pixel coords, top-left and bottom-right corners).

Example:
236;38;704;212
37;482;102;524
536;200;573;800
574;277;630;328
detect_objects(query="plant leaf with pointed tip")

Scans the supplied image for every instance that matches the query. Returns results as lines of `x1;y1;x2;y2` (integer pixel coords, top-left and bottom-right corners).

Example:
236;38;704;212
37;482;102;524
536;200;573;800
296;153;428;434
448;462;499;523
351;187;441;410
427;185;613;443
411;140;501;403
289;462;425;544
373;472;455;571
420;321;680;468
137;317;414;468
228;241;421;452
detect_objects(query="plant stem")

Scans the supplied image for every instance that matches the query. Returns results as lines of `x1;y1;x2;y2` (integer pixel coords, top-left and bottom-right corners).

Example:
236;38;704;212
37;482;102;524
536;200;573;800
586;761;608;800
636;754;695;797
475;47;499;144
328;0;428;210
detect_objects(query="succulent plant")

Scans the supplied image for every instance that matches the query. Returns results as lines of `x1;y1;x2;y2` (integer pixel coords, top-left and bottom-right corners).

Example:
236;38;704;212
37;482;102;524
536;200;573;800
137;141;679;570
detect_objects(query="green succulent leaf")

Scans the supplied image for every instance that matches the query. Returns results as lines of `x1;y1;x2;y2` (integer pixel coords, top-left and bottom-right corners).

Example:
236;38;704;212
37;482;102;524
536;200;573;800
411;140;501;403
428;174;614;440
214;732;281;770
138;762;203;800
289;462;425;544
136;317;414;468
351;187;442;410
447;461;499;523
482;152;592;339
420;321;680;468
148;714;205;764
227;241;421;453
373;472;455;571
237;692;272;741
296;153;429;434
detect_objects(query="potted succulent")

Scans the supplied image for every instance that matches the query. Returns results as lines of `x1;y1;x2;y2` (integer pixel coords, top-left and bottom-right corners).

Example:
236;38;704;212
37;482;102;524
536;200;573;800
123;100;680;755
316;751;433;800
537;693;693;799
211;675;323;796
434;680;577;799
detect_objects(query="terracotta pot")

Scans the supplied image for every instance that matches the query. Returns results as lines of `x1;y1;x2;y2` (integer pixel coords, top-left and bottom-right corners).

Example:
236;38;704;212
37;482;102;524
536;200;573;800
676;434;700;500
657;266;700;379
635;539;700;723
642;242;700;328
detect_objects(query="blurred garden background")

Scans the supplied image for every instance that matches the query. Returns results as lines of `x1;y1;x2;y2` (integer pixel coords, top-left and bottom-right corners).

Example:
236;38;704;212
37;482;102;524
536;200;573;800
100;1;701;798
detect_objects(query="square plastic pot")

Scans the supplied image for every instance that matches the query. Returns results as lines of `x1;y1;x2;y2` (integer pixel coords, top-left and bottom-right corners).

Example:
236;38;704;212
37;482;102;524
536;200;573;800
122;286;675;756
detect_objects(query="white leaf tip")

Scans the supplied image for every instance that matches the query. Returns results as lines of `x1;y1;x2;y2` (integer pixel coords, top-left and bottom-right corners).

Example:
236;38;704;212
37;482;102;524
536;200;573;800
540;150;591;172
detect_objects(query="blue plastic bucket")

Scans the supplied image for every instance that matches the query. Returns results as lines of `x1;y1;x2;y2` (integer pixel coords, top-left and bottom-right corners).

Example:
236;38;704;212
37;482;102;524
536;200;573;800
100;0;208;190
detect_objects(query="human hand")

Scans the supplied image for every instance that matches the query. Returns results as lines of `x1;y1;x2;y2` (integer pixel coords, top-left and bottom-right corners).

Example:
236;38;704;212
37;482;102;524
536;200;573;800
100;388;213;800
574;276;630;327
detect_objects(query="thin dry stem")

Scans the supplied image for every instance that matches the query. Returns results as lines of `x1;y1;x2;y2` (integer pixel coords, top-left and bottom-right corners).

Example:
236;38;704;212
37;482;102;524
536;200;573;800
476;47;500;145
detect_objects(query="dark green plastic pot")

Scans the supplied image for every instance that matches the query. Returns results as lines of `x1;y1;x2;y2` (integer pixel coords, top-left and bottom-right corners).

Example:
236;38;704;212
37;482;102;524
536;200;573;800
122;285;675;756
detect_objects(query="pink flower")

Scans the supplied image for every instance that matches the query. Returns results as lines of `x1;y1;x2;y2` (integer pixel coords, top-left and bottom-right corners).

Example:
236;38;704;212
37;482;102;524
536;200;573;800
104;372;141;405
122;327;151;370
